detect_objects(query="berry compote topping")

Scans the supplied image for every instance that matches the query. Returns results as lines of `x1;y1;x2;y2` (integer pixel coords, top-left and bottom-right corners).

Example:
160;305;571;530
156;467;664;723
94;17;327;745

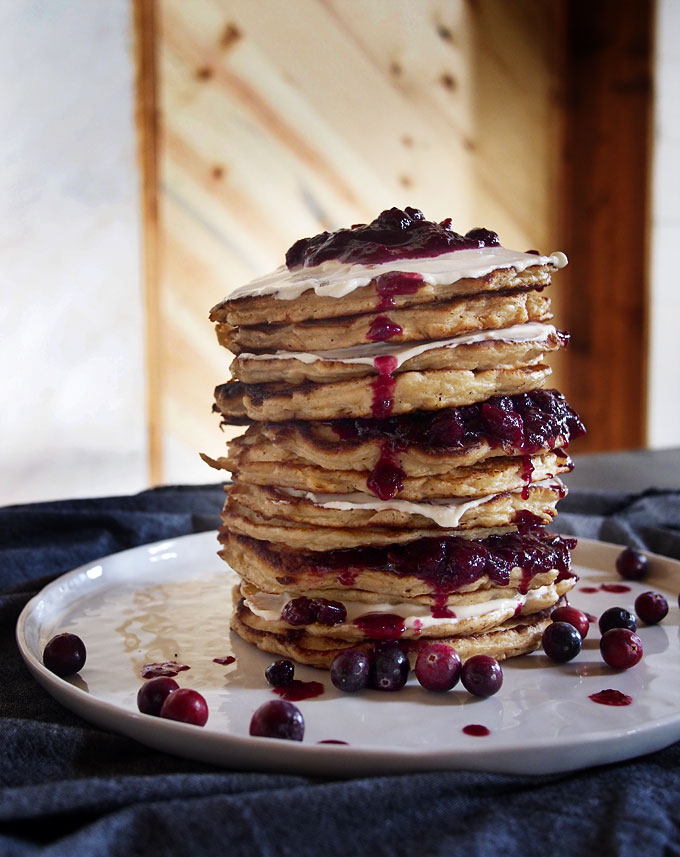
265;659;295;687
212;655;236;666
159;688;209;727
370;644;410;691
616;547;648;580
551;606;589;639
463;724;491;737
461;656;503;697
249;700;304;741
414;642;462;692
285;207;500;269
600;583;631;594
589;689;633;706
370;355;398;420
281;597;347;626
353;613;407;641
542;622;582;662
42;633;87;677
366;315;402;342
296;524;576;598
141;660;191;679
273;680;325;701
598;607;637;635
600;628;643;669
330;649;372;692
137;676;179;716
366;444;406;501
635;591;669;625
374;271;425;309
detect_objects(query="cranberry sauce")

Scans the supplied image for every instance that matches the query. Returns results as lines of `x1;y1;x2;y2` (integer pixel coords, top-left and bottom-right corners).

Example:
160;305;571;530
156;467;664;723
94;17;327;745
370;355;399;420
463;724;491;737
375;271;425;309
303;525;577;597
352;613;407;640
285;207;500;268
589;689;633;707
212;656;236;666
141;661;190;679
330;390;585;456
366;442;406;500
600;583;631;594
366;315;403;342
520;455;535;500
273;680;325;701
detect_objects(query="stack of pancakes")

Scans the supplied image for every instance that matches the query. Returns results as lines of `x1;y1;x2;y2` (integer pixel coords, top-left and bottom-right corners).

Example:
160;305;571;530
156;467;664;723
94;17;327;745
206;208;585;669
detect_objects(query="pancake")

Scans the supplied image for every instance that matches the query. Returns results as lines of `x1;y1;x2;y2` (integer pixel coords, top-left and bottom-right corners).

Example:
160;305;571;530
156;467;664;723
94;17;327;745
230;596;567;669
212;259;557;326
203;449;572;500
218;289;552;354
214;364;551;423
229;325;566;385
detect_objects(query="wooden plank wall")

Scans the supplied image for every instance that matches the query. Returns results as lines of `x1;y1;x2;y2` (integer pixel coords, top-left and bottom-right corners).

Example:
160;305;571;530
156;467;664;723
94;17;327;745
138;0;576;484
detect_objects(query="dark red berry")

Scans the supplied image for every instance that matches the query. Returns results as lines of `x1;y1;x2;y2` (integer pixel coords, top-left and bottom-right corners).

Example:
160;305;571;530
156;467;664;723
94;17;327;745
600;628;643;669
542;622;582;662
551;606;589;639
635;591;668;625
315;599;347;626
616;548;648;580
137;676;179;716
249;700;304;741
599;607;636;635
370;645;409;691
265;659;295;687
330;649;371;692
461;655;503;697
42;633;87;677
159;688;209;726
414;642;462;692
281;597;316;625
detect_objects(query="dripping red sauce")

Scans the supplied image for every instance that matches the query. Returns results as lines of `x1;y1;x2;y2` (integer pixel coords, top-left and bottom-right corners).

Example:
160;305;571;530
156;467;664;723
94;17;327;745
600;583;631;594
353;613;406;640
212;656;236;666
374;271;424;310
430;595;456;619
141;661;190;679
520;455;534;500
366;442;406;500
273;680;325;701
370;355;398;419
367;315;402;342
337;568;358;586
463;724;490;737
589;689;633;706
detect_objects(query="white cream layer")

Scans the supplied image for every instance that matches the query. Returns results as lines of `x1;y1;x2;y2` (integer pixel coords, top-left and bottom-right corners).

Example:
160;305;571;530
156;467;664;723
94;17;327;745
274;478;563;529
244;582;558;631
238;322;557;370
230;247;568;302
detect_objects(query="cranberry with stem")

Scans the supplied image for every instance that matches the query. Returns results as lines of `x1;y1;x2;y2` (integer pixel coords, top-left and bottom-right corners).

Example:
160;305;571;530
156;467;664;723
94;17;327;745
600;628;643;669
43;633;87;677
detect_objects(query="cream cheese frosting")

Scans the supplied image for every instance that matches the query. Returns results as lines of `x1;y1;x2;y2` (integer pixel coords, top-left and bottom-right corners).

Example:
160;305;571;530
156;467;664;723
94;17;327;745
229;247;568;302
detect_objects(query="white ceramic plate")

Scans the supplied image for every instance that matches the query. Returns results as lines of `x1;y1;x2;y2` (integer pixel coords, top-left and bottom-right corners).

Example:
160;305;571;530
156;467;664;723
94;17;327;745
16;532;680;776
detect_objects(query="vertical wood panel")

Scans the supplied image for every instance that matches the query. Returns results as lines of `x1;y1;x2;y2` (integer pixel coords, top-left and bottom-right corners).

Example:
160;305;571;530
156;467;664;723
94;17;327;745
561;0;653;452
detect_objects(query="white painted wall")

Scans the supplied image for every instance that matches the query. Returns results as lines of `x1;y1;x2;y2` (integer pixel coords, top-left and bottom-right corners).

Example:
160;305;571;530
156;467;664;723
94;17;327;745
0;0;147;505
647;0;680;449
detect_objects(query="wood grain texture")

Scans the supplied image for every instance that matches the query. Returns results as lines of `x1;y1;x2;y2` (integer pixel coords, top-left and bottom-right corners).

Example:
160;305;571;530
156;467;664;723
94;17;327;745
560;0;653;452
146;0;567;483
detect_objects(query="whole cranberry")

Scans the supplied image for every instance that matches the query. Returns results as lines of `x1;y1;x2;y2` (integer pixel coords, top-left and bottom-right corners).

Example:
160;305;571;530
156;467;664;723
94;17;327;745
635;591;669;625
600;628;643;669
265;659;295;687
542;622;582;663
330;649;371;692
599;607;636;635
159;688;209;726
461;655;503;697
414;642;462;692
137;676;179;716
249;700;304;741
551;606;589;639
43;633;87;677
616;548;648;580
370;645;409;692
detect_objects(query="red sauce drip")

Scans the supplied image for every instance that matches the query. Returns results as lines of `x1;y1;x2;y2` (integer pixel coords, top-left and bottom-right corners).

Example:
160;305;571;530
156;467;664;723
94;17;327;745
367;440;406;500
518;568;533;595
589;689;633;706
141;661;190;679
520;455;535;500
366;315;402;342
579;586;598;594
463;724;490;737
318;739;349;745
273;680;325;701
353;613;406;640
212;655;235;666
513;603;523;617
337;569;358;586
600;583;631;594
370;355;398;419
431;594;456;619
412;618;423;633
374;271;424;309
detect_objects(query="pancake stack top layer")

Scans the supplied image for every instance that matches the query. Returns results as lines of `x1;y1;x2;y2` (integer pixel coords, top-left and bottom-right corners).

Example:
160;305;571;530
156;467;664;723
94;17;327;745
206;208;586;669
